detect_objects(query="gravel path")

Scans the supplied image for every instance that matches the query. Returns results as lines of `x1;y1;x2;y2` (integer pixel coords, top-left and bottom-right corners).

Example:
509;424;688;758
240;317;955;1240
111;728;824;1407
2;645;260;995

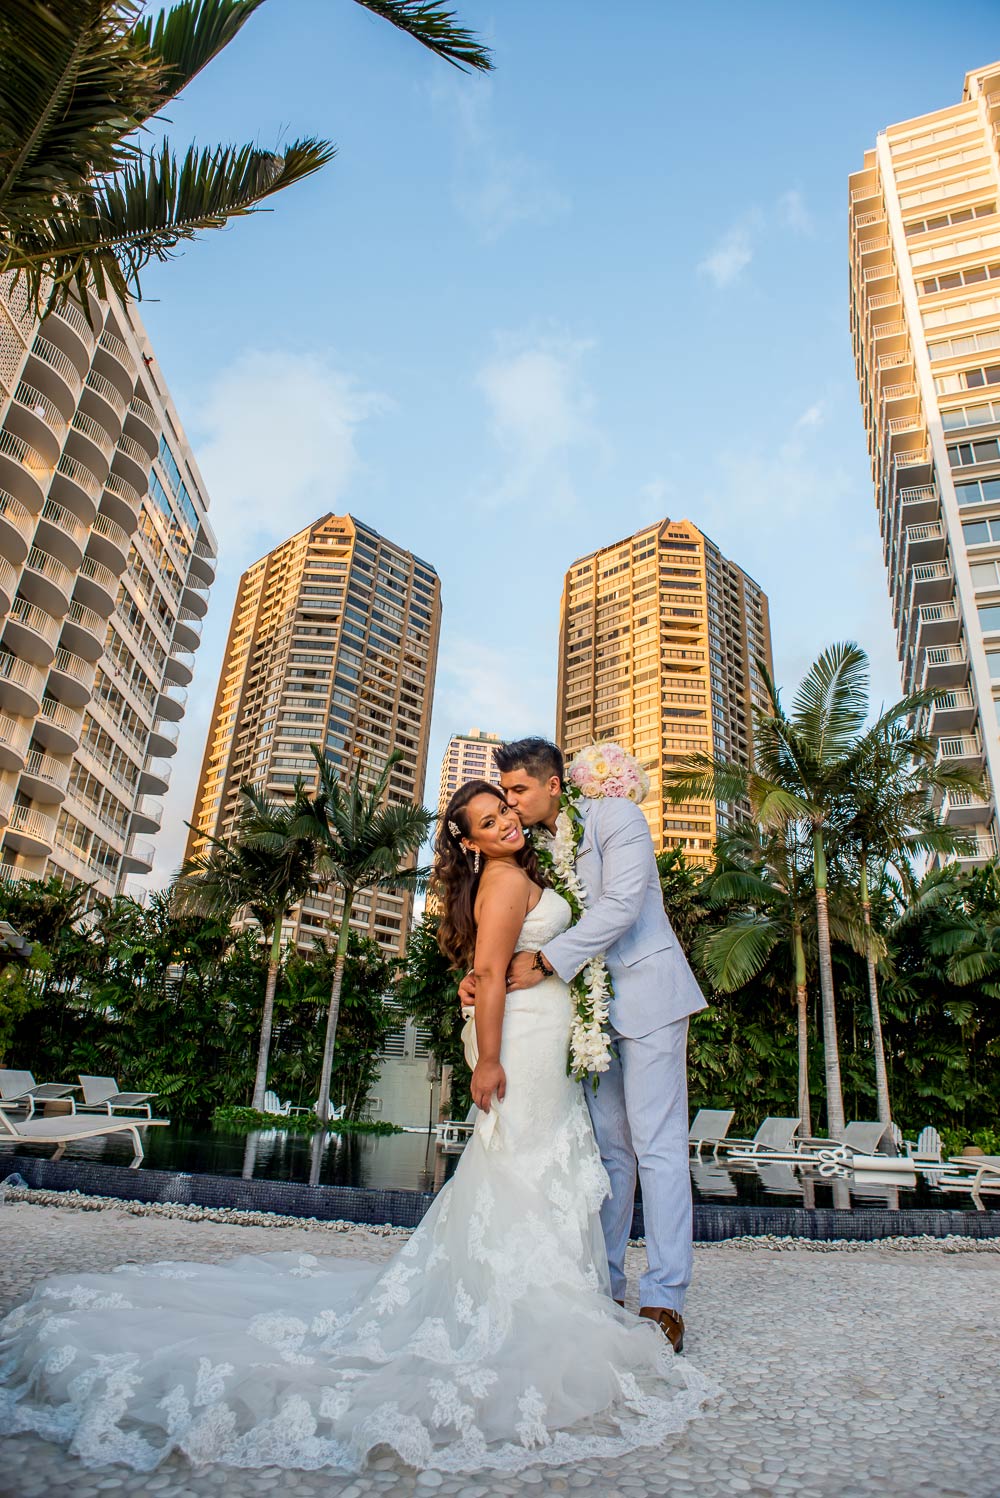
0;1198;998;1498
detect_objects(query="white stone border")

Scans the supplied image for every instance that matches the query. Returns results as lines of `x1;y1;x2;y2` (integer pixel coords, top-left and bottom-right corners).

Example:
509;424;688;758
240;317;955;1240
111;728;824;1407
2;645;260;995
2;1185;998;1251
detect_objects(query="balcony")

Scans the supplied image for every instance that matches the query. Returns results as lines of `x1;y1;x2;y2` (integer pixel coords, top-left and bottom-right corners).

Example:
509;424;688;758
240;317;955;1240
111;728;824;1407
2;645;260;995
173;609;203;650
53;451;101;520
68;407;115;468
3;804;57;857
102;471;142;532
181;581;209;618
876;350;912;383
139;756;172;795
157;680;188;721
929;688;978;734
131;794;163;834
48;648;95;707
82;367;127;427
936;733;985;770
941;787;994;827
120;838;155;873
902;521;946;568
37;498;89;569
0;427;48;512
921;643;969;689
955;831;999;864
20;546;73;616
887;414;923;452
908;561;953;607
19;749;70;803
61;600;107;661
9;381;66;458
126;396;160;457
0;714;29;772
164;649;195;687
0;780;14;829
112;430;149;490
898;484;940;524
0;557;15;617
75;554;118;615
0;652;45;716
915;600;961;648
148;717;180;757
35;695;84;754
95;327;135;398
27;333;82;405
0;489;34;564
47;299;97;357
3;596;60;664
88;512;131;570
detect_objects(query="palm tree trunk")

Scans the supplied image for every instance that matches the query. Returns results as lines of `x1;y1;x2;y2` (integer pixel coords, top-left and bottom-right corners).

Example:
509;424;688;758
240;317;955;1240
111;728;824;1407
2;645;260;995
860;862;892;1128
812;827;846;1137
315;894;353;1125
251;918;283;1112
792;919;811;1136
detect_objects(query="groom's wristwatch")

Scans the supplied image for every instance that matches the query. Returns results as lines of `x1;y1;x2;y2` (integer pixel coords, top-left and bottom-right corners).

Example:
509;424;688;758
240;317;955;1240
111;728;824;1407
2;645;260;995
532;950;553;976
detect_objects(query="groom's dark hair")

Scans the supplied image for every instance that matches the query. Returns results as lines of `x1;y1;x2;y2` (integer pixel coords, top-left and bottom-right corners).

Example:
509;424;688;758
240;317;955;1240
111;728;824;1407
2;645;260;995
493;737;564;785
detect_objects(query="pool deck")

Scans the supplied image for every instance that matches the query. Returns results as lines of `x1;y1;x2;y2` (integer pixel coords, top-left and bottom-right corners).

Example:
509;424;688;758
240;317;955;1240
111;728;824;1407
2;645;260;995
1;1195;998;1498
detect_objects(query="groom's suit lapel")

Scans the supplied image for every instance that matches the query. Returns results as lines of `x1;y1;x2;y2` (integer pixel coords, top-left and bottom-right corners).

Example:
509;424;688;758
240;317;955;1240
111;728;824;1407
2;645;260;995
576;798;597;859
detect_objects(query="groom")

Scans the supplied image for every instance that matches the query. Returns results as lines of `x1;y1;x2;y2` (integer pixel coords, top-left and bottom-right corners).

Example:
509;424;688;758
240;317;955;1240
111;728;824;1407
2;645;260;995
490;737;706;1352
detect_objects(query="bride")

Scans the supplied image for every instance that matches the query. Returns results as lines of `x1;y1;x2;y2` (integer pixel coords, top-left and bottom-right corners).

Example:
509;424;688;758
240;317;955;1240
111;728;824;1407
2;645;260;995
0;780;713;1473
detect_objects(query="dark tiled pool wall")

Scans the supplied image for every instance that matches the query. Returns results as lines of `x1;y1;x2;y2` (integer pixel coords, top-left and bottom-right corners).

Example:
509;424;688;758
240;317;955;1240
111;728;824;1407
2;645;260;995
5;1154;1000;1240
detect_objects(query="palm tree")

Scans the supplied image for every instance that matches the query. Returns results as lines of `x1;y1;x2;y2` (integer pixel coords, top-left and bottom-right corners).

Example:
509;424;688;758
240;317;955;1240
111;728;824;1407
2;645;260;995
1;0;491;312
174;782;318;1111
699;825;816;1134
830;705;984;1127
666;644;877;1137
292;746;432;1125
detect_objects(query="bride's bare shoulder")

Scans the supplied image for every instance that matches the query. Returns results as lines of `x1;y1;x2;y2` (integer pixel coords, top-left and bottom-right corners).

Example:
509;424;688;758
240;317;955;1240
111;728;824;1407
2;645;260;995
475;860;532;913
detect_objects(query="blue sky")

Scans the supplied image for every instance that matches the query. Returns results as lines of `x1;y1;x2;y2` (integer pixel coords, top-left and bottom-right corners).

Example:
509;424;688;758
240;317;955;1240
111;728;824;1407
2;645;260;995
136;0;1000;886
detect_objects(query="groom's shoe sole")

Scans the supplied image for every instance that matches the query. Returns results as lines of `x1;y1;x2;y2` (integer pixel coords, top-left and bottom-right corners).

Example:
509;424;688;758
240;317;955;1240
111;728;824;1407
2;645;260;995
639;1305;685;1354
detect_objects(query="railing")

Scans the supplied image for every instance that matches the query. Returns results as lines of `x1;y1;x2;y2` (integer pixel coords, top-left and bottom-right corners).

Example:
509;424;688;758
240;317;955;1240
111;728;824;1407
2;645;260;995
0;426;49;484
128;396;158;431
900;485;937;506
6;805;56;844
0;863;42;887
864;265;894;282
895;447;930;468
911;562;951;582
0;713;29;759
918;602;959;624
30;334;81;391
98;328;131;366
859;237;890;255
41;498;89;549
934;689;976;712
91;512;131;554
882;383;915;401
103;470;141;515
0;651;44;699
924;644;966;667
937;735;982;759
22;749;70;792
6;596;60;647
168;649;195;673
945;788;991;811
142;756;172;788
65;600;107;641
133;794;163;826
124;839;154;867
878;351;910;370
854;210;884;228
175;608;202;637
0;489;34;543
905;522;944;544
76;736;139;800
116;432;147;465
71;408;115;459
48;299;97;347
51;648;94;686
85;368;127;416
24;547;72;595
38;696;84;739
78;553;119;596
159;681;188;708
889;414;921;433
57;450;101;500
13;381;65;432
193;535;215;561
851;184;879;202
0;556;15;600
958;834;998;859
150;718;179;748
867;292;897;311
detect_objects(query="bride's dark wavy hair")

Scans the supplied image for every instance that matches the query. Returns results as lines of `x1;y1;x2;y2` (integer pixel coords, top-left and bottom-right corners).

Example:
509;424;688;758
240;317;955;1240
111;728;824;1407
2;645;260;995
432;779;548;972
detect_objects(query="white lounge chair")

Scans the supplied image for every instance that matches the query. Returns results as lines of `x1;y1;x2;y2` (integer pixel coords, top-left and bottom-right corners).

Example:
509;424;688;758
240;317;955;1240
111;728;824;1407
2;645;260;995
78;1075;155;1118
721;1116;802;1158
0;1103;167;1162
688;1108;736;1157
905;1125;944;1165
935;1154;1000;1210
0;1069;79;1119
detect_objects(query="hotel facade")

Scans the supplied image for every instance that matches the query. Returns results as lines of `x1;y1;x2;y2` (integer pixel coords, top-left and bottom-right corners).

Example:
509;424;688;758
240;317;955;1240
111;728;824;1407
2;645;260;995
186;513;441;958
437;728;502;812
557;518;771;858
849;62;1000;863
0;278;215;896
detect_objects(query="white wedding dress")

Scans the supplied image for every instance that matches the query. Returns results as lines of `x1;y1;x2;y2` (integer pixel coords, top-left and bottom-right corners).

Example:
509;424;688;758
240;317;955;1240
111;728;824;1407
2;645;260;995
0;890;714;1473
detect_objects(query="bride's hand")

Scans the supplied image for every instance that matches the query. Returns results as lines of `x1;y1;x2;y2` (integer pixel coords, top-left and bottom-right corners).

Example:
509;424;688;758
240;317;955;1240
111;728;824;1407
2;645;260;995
471;1059;506;1111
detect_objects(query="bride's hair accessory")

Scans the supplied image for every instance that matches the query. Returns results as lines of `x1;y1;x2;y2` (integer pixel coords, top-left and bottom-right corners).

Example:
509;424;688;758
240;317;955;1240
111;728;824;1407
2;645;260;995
447;819;462;839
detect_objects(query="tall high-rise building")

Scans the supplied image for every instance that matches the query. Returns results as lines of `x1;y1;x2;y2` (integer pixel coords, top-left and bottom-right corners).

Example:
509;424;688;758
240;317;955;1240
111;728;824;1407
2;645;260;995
437;729;502;811
0;278;215;897
849;62;1000;864
187;513;441;957
556;518;771;858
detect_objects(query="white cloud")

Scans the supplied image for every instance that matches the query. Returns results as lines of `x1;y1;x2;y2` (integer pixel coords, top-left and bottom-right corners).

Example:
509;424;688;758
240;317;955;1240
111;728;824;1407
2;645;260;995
473;330;603;512
431;79;569;242
698;224;755;288
433;636;554;742
794;400;826;430
699;189;811;289
778;188;812;234
191;348;386;566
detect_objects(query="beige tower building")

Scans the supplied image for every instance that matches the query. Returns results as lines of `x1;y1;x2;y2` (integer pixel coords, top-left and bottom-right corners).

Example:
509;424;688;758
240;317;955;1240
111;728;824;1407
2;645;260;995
438;729;501;811
187;513;441;957
849;62;1000;864
0;278;215;896
557;518;771;858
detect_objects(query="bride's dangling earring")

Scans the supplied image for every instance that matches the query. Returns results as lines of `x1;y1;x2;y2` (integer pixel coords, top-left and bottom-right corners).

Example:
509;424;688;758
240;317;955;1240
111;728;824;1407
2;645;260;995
473;848;481;875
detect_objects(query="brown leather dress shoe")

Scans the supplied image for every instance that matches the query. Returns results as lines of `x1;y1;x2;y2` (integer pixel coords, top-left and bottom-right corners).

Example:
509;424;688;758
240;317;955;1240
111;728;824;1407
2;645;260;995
613;1297;625;1307
639;1305;685;1354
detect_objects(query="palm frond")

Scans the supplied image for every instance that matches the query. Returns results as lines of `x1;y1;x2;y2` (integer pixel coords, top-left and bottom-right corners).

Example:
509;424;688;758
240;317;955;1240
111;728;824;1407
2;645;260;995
352;0;492;71
133;0;267;98
699;917;781;993
790;640;869;768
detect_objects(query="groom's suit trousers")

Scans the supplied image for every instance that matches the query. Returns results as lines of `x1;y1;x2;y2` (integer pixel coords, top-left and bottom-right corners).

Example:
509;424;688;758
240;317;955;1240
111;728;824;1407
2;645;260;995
584;1017;692;1313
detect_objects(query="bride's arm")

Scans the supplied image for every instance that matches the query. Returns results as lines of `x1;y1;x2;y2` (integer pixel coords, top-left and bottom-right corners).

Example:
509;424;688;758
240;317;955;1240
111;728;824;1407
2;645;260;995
469;866;530;1110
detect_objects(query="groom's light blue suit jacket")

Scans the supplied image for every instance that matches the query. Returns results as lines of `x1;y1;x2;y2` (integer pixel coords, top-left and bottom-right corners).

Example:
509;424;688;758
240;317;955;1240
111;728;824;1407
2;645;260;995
541;797;707;1038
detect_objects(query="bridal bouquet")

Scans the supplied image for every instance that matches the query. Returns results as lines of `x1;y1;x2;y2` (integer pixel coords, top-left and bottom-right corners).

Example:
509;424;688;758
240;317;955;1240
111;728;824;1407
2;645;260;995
534;742;650;1085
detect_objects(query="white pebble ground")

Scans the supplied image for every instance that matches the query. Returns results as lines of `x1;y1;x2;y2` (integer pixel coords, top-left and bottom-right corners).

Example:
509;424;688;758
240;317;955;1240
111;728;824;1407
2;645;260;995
1;1195;998;1498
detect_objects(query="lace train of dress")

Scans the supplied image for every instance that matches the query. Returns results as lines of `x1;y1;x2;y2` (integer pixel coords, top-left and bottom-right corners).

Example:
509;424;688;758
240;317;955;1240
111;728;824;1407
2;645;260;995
0;890;715;1472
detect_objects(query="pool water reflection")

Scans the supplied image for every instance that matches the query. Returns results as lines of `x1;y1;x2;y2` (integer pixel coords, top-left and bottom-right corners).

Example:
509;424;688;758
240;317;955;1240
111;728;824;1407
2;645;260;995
0;1123;983;1211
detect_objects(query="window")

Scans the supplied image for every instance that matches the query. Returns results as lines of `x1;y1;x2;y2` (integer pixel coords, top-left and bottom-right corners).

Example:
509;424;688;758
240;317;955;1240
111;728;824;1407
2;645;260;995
970;561;1000;588
956;477;1000;505
942;399;1000;431
949;437;1000;467
978;604;1000;633
963;520;992;545
988;652;1000;679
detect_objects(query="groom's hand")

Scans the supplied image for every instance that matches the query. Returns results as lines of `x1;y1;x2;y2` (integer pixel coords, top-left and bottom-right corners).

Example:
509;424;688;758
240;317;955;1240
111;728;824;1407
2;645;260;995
505;951;547;992
458;970;477;1006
